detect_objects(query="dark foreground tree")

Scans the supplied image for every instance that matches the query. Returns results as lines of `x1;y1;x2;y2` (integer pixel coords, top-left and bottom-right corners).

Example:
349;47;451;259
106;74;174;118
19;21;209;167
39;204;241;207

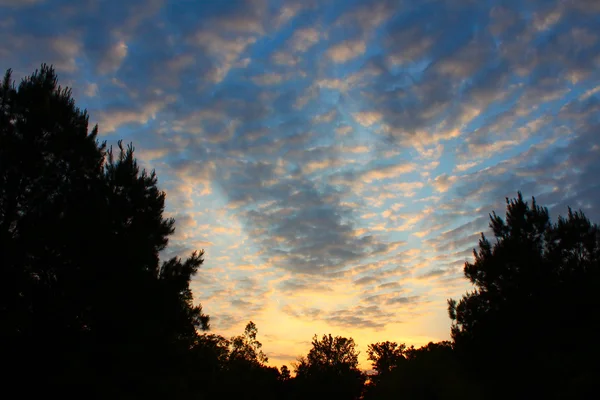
448;193;600;399
0;65;208;398
230;321;269;365
226;321;281;399
367;341;407;377
364;341;476;400
187;322;283;400
292;334;365;400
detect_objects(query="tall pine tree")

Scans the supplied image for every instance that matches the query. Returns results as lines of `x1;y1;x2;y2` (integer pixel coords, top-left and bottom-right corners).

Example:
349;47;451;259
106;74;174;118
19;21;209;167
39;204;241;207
448;193;600;399
0;65;208;397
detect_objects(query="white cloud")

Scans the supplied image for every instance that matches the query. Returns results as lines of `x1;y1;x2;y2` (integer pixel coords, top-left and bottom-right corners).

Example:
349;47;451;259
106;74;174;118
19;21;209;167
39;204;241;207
383;182;425;197
290;27;322;52
273;0;310;28
352;111;383;127
84;82;98;97
316;78;350;92
362;163;416;182
98;40;128;75
303;158;342;174
580;85;600;101
252;73;285;86
454;161;480;173
49;36;81;73
327;39;366;63
336;1;396;35
166;53;195;72
431;174;457;193
272;51;300;66
336;125;353;135
339;144;369;154
192;31;257;83
270;26;322;67
533;8;562;31
312;109;337;124
96;96;176;133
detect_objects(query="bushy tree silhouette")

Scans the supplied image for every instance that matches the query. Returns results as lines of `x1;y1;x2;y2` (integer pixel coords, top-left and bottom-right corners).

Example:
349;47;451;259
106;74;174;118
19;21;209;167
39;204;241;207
448;193;600;399
0;65;208;398
293;334;365;400
279;364;291;381
364;341;476;400
230;321;269;365
367;341;407;376
189;322;282;399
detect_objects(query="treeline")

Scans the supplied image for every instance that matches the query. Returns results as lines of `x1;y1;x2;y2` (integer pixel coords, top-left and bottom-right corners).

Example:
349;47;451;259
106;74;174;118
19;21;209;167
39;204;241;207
1;65;598;399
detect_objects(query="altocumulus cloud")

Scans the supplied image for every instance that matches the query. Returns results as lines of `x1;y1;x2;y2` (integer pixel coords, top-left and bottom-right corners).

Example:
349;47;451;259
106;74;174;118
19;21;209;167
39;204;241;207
2;0;600;368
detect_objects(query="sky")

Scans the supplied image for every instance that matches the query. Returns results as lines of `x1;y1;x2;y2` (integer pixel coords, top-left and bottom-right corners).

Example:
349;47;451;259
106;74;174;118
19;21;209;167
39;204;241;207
2;0;600;369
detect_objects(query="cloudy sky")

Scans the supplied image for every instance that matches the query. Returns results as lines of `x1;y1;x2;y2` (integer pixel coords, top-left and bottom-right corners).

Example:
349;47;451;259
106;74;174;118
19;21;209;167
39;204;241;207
2;0;599;368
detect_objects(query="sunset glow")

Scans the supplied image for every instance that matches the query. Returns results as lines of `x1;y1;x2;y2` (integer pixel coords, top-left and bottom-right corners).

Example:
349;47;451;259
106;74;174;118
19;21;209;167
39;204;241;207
3;0;599;370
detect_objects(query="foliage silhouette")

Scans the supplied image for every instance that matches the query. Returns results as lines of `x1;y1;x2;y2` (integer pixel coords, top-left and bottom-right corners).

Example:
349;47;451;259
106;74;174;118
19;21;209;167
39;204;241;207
364;341;477;400
189;323;283;399
279;364;292;381
0;65;208;398
293;334;365;400
230;320;269;365
367;341;407;376
448;193;600;399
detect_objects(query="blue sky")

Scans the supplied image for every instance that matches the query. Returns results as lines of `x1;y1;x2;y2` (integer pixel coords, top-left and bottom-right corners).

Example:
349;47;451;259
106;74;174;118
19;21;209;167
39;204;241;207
2;0;600;368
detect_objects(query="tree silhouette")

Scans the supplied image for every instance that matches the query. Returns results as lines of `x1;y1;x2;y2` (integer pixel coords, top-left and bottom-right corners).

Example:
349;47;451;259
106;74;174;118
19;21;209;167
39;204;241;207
1;65;108;395
367;341;407;376
293;334;365;400
364;341;476;400
0;65;208;398
230;321;268;365
279;365;291;381
197;322;282;400
448;193;600;399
